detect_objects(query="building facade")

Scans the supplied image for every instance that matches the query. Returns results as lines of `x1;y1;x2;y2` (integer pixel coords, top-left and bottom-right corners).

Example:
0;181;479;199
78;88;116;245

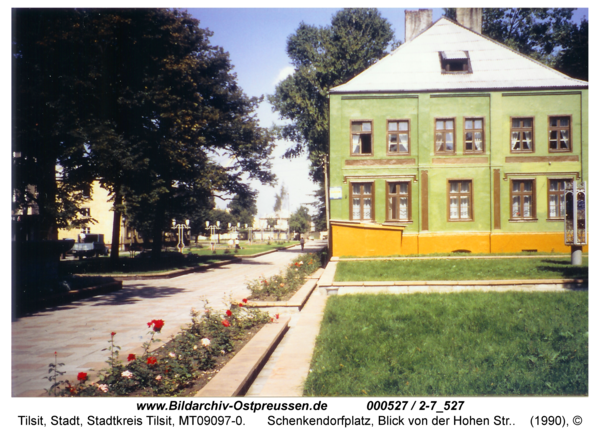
328;12;588;257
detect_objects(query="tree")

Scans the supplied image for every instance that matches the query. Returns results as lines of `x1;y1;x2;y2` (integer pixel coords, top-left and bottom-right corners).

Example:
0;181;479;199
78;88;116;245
443;8;587;79
12;9;96;240
310;184;327;232
14;9;277;259
88;9;276;259
288;206;311;234
269;8;396;183
228;193;257;227
554;18;588;81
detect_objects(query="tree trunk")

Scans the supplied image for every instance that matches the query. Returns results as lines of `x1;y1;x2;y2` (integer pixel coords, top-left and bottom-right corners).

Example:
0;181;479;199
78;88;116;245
151;197;167;260
110;188;122;263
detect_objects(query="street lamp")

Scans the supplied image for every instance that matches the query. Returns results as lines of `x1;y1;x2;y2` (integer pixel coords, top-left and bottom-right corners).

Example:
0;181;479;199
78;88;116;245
205;221;220;251
172;219;190;254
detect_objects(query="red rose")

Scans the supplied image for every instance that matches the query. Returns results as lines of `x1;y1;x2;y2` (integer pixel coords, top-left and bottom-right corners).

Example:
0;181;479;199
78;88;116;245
77;372;87;382
221;319;230;327
239;303;243;307
147;319;165;332
276;313;279;319
226;310;232;317
111;332;116;336
147;356;157;365
242;298;248;303
127;354;136;362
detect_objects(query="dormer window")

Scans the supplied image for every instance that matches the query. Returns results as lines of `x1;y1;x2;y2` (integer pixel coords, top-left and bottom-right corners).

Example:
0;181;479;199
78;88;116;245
439;51;472;74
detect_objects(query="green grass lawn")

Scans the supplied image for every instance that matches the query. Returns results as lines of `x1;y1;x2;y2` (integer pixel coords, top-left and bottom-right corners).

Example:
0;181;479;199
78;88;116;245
304;292;588;396
335;258;588;281
186;241;297;256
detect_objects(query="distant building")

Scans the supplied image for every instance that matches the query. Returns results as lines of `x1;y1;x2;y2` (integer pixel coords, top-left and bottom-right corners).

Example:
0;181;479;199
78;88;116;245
328;9;588;257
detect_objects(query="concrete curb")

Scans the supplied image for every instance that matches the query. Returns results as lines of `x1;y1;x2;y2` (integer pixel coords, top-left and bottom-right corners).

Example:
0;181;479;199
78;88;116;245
196;317;290;397
337;254;581;261
246;269;324;312
235;243;300;258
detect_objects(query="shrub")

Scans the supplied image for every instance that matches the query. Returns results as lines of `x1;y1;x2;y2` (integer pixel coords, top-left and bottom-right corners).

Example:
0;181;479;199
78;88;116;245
247;252;321;300
46;298;270;397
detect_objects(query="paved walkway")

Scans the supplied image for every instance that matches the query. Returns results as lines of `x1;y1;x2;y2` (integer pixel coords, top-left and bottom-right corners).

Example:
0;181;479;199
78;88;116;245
11;241;325;397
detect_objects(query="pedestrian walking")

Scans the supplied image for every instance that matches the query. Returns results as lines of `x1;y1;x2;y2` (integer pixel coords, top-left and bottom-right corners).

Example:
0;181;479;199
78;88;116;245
300;236;305;251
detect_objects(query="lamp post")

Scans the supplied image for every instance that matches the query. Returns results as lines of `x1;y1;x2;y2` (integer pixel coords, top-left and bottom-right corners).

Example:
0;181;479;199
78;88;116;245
205;221;220;251
172;219;190;254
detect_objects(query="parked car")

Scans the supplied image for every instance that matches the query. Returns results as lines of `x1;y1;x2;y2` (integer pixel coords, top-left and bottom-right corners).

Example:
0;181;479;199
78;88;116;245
71;234;109;259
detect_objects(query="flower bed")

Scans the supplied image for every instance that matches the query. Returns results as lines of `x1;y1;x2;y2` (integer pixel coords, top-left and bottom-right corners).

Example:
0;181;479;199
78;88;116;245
45;300;272;397
246;252;322;301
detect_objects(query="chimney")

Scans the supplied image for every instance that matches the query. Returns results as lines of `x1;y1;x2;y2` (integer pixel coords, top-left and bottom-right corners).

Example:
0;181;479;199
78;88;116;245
405;9;432;43
456;8;482;34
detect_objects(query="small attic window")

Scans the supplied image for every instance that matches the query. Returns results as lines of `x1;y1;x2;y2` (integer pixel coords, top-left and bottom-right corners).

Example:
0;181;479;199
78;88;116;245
439;51;472;74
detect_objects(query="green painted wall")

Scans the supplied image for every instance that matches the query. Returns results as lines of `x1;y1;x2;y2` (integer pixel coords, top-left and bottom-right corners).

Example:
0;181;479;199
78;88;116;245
329;89;587;236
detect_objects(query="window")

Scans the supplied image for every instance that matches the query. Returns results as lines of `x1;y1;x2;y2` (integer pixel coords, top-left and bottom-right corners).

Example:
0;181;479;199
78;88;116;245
549;116;571;152
350;183;373;221
464;118;484;153
548;179;571;219
439;51;472;73
82;227;91;234
387;182;411;221
511;180;536;219
435;119;455;154
351;121;373;155
448;180;472;221
82;186;91;198
387;120;410;154
510;118;534;152
81;208;91;217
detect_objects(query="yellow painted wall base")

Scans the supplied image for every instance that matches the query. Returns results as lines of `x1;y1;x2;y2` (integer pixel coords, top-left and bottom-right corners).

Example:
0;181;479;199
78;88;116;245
331;223;588;257
331;222;403;257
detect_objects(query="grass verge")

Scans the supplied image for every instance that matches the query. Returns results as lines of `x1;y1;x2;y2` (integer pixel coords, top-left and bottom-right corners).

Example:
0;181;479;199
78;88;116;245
187;241;296;256
304;292;588;396
335;258;588;281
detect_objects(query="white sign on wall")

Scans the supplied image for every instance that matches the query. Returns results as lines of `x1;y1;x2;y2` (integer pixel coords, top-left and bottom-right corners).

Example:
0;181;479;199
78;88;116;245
329;186;343;200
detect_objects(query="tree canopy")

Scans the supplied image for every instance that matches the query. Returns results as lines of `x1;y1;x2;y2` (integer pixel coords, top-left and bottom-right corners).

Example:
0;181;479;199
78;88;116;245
288;206;311;234
269;8;397;183
12;9;276;257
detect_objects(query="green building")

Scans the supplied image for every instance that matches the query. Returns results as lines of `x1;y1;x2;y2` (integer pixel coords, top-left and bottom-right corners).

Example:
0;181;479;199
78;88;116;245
328;10;588;257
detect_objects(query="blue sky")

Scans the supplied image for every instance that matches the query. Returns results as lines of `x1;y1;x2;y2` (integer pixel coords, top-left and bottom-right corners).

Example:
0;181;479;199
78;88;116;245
185;7;589;218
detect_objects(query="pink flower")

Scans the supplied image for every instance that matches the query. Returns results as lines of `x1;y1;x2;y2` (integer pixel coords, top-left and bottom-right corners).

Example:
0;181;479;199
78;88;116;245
121;370;133;379
201;338;211;347
155;375;162;381
97;384;109;393
147;319;165;332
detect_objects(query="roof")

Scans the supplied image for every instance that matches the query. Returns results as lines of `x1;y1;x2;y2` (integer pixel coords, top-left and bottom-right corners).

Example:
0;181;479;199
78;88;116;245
330;17;588;94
